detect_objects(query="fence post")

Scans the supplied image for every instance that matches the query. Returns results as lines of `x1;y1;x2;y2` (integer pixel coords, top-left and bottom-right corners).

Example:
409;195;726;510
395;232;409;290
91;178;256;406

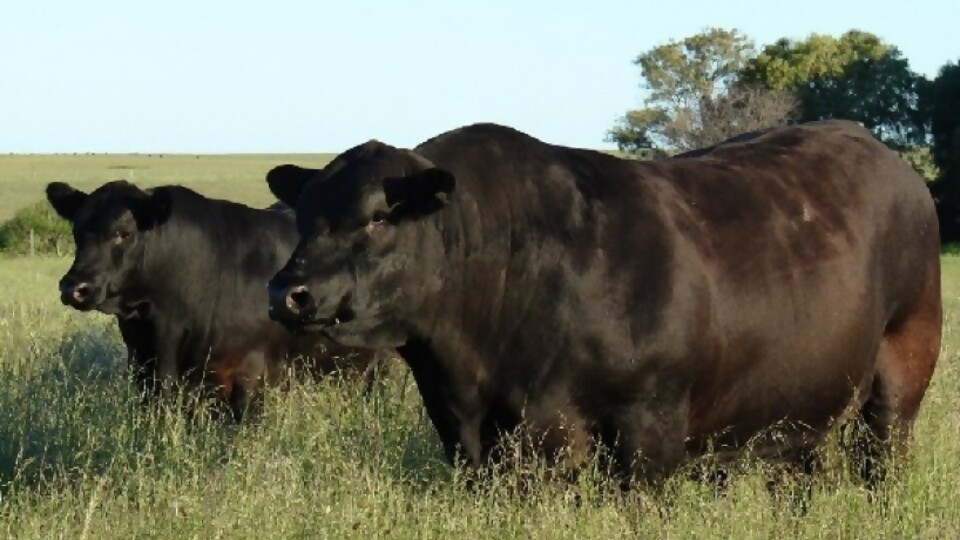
29;229;35;257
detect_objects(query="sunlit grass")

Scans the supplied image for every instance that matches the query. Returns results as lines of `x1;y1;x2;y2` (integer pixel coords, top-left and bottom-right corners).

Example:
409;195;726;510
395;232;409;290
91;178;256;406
0;255;956;538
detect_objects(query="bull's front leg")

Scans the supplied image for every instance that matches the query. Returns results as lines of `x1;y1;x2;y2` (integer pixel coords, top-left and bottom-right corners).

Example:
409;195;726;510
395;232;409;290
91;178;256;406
396;340;482;466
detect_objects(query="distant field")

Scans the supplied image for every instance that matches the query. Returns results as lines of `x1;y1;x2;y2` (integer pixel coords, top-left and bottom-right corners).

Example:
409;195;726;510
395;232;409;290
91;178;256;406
0;153;336;221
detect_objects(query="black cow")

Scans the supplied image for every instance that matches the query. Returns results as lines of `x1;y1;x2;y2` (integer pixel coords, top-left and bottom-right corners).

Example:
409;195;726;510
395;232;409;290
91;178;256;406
264;121;941;486
47;180;381;420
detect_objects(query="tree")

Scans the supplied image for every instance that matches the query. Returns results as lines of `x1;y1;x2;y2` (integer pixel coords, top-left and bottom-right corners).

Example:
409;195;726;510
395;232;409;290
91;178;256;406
608;28;796;154
740;30;928;149
925;60;960;242
689;84;798;151
928;60;960;173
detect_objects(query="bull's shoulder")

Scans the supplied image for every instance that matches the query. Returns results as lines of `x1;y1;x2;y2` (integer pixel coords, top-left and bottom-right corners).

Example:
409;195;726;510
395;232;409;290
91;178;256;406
415;123;549;160
418;123;634;183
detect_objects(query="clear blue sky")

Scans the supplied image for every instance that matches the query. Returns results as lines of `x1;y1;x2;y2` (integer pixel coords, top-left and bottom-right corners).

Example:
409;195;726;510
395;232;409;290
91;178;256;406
1;0;956;153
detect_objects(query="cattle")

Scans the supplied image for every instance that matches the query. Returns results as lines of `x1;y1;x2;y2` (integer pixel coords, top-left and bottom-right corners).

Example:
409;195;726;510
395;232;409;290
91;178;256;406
264;120;941;487
47;180;381;420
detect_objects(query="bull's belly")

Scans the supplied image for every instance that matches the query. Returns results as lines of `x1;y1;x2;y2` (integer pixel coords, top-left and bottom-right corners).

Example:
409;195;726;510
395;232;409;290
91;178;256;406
680;257;882;459
684;335;879;459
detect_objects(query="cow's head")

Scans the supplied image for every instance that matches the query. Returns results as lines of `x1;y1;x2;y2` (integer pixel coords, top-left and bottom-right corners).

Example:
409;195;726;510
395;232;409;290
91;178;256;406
265;140;455;348
46;180;171;316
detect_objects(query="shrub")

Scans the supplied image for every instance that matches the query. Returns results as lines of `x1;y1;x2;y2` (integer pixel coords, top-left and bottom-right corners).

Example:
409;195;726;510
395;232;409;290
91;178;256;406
0;201;73;256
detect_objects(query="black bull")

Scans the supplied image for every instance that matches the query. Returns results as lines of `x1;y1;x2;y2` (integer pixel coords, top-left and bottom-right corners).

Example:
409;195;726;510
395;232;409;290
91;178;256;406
47;181;381;420
264;119;941;485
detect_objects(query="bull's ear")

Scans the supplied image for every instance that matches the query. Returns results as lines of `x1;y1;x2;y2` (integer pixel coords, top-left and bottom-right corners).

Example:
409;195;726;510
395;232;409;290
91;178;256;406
149;188;173;225
383;168;456;219
130;188;173;229
267;164;315;208
46;182;88;221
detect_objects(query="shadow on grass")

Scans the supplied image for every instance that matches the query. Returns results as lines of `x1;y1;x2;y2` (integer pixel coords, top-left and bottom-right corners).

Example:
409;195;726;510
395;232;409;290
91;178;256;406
0;329;914;521
0;331;451;502
0;329;237;496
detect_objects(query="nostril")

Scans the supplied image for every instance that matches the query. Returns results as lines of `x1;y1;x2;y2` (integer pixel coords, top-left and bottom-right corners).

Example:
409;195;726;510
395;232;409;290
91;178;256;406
72;283;92;302
286;285;313;315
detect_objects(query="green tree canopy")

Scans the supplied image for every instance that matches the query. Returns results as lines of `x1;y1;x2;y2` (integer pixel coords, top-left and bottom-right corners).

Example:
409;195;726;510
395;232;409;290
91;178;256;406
740;30;928;149
925;60;960;242
608;28;796;155
928;60;960;172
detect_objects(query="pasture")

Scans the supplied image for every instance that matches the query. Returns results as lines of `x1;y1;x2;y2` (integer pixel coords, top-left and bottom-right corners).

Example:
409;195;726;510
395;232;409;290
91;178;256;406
0;157;957;538
0;153;336;221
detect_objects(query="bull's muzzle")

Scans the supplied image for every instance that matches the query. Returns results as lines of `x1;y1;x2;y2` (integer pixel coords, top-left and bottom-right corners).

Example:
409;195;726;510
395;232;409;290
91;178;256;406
267;282;317;323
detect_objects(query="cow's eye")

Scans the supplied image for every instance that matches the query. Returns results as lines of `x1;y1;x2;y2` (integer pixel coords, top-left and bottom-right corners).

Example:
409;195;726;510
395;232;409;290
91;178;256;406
112;230;130;244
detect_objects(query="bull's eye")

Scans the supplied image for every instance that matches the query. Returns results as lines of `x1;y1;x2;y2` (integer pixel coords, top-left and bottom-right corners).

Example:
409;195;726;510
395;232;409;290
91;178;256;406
112;230;130;245
370;210;389;225
365;210;389;234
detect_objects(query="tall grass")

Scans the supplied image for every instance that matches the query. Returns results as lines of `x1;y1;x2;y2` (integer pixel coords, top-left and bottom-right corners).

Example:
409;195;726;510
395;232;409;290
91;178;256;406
0;256;957;538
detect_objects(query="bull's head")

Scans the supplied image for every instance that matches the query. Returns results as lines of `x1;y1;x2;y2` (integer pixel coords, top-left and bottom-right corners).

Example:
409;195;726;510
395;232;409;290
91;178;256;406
265;140;455;349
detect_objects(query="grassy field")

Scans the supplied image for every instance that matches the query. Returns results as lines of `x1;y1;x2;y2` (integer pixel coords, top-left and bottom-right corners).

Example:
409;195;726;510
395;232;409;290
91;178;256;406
0;153;335;222
0;157;958;537
0;258;957;538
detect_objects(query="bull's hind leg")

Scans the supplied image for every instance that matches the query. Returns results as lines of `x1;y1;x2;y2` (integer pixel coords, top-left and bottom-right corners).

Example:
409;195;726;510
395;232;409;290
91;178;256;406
852;264;940;488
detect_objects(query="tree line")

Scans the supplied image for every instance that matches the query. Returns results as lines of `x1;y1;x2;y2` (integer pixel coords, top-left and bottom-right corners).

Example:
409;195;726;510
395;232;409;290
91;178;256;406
608;28;960;243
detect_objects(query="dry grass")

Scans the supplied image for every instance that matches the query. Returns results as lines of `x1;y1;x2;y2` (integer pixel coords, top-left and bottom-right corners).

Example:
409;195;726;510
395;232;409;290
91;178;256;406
0;255;956;538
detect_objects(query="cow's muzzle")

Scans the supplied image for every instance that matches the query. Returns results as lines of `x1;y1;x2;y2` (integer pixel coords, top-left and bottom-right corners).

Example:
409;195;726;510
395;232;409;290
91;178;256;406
58;276;99;311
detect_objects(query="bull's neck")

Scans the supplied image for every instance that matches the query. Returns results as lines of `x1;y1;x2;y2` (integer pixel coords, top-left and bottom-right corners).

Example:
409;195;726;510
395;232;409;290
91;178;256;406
408;182;555;362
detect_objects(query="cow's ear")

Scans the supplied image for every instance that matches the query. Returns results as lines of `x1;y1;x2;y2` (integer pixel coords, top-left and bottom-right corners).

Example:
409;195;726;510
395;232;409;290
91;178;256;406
267;164;314;209
46;182;88;221
383;168;456;219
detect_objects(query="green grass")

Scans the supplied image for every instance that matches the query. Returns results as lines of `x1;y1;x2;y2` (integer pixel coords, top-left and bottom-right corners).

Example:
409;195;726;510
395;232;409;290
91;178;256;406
0;153;335;222
0;257;957;538
0;154;957;537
